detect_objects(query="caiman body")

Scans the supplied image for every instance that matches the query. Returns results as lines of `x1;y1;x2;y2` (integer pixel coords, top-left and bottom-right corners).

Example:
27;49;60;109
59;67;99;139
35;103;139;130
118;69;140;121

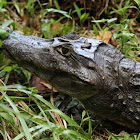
1;28;140;131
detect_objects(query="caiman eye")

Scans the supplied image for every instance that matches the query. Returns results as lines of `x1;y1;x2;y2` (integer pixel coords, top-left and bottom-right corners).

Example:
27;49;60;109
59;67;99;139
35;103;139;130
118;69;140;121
57;47;71;57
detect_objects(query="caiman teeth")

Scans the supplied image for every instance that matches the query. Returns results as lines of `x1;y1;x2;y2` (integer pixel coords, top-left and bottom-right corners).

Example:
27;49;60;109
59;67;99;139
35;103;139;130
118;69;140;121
83;78;90;82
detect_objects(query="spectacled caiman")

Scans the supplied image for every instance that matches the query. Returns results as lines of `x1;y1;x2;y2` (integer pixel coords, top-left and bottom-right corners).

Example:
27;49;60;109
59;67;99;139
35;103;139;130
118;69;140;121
1;28;140;131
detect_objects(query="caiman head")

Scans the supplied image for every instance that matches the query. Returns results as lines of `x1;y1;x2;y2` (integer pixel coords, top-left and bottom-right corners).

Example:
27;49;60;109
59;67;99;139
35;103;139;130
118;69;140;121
1;28;105;100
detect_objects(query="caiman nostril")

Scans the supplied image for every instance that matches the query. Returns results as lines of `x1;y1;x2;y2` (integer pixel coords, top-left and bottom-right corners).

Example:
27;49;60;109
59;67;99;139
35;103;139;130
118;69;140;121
81;43;91;49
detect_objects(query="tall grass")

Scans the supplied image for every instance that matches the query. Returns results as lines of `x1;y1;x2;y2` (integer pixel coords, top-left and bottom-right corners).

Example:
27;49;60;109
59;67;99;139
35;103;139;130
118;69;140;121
0;83;94;139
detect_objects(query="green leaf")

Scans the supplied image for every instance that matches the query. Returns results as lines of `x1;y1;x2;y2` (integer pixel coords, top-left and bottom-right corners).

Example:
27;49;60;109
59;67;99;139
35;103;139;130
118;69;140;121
0;112;14;122
91;18;117;23
82;117;91;123
53;0;60;10
43;19;50;24
102;27;109;39
22;69;32;82
0;0;6;7
0;129;4;139
61;130;88;140
33;89;38;94
0;71;6;78
0;8;7;13
107;18;117;23
92;17;102;31
91;19;106;23
46;8;72;19
0;28;7;39
88;118;92;139
82;110;86;119
106;129;119;140
2;66;12;72
2;20;14;28
122;31;134;37
80;13;89;26
96;22;102;31
0;40;2;48
134;0;140;7
93;25;98;36
13;125;43;140
73;3;81;18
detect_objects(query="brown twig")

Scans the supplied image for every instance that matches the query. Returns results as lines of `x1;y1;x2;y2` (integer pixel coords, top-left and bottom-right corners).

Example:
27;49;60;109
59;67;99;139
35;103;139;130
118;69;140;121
50;87;64;127
0;79;7;101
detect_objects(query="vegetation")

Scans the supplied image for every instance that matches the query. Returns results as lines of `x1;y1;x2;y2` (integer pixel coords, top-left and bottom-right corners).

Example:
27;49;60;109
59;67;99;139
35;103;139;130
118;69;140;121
0;0;140;139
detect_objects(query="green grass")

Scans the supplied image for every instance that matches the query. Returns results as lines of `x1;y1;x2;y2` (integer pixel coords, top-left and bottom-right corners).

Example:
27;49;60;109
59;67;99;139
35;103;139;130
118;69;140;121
92;0;140;60
0;84;94;139
0;84;140;139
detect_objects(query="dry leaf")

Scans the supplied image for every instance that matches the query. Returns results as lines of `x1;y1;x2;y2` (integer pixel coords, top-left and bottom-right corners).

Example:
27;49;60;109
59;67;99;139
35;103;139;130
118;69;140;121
109;40;119;47
130;19;137;26
52;23;61;31
96;31;112;43
137;57;140;62
40;82;58;92
31;76;58;93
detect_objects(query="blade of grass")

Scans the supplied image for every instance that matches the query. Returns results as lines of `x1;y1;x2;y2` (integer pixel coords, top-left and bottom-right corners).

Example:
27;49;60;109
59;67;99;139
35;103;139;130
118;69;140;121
35;100;51;124
0;116;7;140
61;129;88;140
34;94;79;127
2;93;33;140
13;125;43;140
106;129;119;140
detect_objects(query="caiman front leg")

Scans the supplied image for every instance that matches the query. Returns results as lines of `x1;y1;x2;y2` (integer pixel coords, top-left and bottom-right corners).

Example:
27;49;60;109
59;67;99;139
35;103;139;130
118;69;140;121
1;28;140;131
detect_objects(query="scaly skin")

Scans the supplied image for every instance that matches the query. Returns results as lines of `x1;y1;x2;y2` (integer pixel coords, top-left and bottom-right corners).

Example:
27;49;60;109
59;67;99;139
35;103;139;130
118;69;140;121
1;28;140;131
